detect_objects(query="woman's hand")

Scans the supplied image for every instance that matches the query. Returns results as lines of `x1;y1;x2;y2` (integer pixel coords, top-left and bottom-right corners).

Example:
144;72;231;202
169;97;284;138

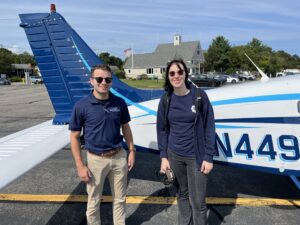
160;158;170;172
200;160;213;174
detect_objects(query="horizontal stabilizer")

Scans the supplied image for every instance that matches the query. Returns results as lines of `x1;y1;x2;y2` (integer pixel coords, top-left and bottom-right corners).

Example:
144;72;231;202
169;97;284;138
0;121;69;190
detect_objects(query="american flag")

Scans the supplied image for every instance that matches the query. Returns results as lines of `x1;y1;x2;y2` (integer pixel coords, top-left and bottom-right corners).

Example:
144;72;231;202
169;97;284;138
124;48;132;57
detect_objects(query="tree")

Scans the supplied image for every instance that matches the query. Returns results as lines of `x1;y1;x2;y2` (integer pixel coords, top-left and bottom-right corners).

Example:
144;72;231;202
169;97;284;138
244;38;272;71
98;52;123;69
227;46;246;73
274;51;300;70
99;52;110;65
0;48;14;75
0;48;38;76
15;52;36;66
204;36;231;72
109;56;123;69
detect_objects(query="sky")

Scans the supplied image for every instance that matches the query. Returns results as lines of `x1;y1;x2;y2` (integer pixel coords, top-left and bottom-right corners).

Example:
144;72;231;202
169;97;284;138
0;0;300;59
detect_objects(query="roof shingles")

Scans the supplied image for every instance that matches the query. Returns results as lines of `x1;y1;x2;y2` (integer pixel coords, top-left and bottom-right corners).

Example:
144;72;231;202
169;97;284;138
124;40;203;69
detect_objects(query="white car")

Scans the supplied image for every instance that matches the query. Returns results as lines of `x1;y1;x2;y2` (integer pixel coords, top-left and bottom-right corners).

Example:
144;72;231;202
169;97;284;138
29;76;43;84
225;75;239;83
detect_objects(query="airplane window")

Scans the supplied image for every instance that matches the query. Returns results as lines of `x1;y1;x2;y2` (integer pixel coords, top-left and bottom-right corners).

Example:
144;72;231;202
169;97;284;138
298;101;300;113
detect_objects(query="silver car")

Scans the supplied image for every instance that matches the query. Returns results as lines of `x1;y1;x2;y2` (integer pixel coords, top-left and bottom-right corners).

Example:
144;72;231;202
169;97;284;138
0;78;11;85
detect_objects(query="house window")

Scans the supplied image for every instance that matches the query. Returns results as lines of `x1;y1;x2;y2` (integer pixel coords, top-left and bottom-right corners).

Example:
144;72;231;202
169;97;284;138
160;68;166;73
197;50;200;55
128;69;131;73
147;68;153;74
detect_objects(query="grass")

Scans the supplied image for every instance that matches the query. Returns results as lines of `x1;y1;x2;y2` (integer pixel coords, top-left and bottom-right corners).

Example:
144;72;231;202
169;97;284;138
121;79;164;89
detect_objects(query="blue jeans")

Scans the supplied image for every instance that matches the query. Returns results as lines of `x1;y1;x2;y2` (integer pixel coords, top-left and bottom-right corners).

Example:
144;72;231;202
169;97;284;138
168;150;208;225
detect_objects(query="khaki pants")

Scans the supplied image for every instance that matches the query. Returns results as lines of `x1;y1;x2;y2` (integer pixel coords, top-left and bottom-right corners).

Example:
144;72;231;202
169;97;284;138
86;149;128;225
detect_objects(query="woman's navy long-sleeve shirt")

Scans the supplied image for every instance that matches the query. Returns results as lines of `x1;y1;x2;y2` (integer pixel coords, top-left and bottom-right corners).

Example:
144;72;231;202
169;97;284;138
156;85;216;168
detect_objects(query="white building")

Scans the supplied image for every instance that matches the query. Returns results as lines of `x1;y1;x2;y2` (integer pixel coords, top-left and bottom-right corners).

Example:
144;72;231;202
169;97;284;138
123;35;205;79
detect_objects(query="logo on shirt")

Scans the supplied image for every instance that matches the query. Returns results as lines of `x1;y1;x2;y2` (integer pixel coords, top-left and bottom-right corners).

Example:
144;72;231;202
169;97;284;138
191;105;196;113
108;107;120;112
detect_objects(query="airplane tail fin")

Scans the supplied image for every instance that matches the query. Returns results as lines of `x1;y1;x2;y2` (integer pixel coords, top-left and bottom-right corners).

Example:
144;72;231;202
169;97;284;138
19;6;163;124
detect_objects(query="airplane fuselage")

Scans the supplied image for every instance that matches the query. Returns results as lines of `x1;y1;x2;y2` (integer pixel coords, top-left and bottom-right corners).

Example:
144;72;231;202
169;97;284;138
128;75;300;176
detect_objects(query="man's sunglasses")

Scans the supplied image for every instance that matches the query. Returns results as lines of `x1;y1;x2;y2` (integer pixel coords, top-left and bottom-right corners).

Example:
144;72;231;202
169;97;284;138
92;77;112;84
169;70;184;77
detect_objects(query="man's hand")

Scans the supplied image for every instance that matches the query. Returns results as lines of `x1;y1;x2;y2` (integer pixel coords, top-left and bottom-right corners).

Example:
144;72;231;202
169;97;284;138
128;151;135;171
200;160;213;174
77;165;92;183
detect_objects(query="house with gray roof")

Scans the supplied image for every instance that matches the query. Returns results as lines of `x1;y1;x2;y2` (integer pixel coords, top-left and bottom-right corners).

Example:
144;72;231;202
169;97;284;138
123;35;204;79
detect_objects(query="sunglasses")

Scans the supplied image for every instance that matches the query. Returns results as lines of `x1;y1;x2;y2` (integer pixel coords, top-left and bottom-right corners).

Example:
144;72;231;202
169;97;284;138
169;70;184;77
92;77;112;84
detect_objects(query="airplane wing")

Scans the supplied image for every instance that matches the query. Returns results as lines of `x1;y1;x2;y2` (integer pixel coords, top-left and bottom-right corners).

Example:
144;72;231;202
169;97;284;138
0;120;69;189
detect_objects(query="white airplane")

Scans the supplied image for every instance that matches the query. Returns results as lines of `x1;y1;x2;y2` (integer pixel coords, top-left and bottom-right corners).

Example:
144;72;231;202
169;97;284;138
0;5;299;190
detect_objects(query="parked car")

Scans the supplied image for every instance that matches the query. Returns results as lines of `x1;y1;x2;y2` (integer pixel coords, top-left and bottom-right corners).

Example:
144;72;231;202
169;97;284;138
0;77;11;85
276;69;300;77
224;75;239;83
213;74;228;85
238;72;256;81
189;74;221;87
29;75;43;84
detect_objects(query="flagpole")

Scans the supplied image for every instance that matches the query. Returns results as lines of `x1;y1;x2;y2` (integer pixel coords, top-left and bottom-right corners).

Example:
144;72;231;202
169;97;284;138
131;45;134;69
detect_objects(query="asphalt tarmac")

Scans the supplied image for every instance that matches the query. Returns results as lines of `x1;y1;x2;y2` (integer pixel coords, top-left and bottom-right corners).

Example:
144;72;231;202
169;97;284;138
0;83;299;225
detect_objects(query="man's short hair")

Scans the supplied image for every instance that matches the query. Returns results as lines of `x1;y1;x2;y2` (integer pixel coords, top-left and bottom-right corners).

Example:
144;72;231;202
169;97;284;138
91;64;112;77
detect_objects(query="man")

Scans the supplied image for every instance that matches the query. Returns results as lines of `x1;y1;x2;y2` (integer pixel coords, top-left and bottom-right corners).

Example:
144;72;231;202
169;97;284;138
69;64;135;225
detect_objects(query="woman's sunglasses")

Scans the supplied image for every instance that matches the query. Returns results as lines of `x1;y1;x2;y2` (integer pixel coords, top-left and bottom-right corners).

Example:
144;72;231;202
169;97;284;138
169;70;184;77
92;77;112;84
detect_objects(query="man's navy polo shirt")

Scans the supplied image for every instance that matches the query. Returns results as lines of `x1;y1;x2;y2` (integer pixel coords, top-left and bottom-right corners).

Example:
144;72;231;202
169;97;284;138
69;92;130;153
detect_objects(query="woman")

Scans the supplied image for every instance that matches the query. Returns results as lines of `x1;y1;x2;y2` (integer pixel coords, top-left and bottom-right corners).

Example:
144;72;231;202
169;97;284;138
156;59;216;225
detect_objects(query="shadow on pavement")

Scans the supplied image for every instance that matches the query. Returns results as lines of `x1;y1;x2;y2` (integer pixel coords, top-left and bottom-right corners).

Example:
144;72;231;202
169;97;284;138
44;151;300;225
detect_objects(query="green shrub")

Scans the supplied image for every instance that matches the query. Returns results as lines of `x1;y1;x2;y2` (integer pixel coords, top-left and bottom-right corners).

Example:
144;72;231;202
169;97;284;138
114;70;126;79
140;74;148;79
10;76;22;82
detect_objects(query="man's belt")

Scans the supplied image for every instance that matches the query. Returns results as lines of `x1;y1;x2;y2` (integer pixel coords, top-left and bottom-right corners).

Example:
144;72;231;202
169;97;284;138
88;147;121;157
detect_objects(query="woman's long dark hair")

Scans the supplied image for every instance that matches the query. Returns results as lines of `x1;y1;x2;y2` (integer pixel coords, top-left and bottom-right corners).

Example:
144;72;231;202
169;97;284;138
163;59;190;94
